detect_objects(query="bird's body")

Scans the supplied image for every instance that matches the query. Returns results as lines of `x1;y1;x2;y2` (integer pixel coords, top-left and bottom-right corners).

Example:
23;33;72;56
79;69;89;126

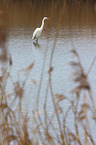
32;17;50;44
32;28;42;40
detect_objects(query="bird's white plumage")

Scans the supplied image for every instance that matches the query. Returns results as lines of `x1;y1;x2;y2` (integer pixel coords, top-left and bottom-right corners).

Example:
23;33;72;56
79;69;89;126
32;28;42;40
32;17;50;44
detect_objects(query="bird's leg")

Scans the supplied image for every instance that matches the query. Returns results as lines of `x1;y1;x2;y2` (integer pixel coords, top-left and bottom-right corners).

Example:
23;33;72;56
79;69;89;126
36;38;38;44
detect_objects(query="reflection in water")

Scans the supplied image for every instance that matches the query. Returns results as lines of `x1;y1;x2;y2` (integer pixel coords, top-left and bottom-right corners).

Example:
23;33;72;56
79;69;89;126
33;41;41;48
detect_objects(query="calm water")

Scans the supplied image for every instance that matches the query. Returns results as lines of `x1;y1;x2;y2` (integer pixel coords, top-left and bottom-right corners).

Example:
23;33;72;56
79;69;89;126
1;2;96;140
2;2;95;108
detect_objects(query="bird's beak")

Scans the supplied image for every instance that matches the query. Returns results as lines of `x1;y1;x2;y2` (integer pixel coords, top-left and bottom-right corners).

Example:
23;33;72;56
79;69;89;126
47;18;51;19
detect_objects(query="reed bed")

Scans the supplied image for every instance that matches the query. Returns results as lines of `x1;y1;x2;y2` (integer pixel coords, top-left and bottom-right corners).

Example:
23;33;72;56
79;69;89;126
0;0;95;4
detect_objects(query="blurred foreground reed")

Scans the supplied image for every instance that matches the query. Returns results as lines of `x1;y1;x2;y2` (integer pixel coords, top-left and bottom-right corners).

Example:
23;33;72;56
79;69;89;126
1;48;96;144
0;2;96;145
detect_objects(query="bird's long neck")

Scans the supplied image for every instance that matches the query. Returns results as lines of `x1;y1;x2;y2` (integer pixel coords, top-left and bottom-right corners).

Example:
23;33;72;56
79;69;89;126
40;19;45;30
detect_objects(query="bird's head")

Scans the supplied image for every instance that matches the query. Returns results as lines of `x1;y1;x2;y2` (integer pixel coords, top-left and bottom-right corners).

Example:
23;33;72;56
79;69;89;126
43;17;51;21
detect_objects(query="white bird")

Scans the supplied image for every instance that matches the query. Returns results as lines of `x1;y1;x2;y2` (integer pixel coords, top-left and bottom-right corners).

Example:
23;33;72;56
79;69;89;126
32;17;50;44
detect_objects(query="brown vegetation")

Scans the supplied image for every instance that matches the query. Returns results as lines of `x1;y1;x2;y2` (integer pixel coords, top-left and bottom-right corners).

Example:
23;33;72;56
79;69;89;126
0;1;96;145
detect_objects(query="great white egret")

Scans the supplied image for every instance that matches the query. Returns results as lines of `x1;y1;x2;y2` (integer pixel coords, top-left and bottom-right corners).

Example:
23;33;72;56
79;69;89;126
32;17;50;44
